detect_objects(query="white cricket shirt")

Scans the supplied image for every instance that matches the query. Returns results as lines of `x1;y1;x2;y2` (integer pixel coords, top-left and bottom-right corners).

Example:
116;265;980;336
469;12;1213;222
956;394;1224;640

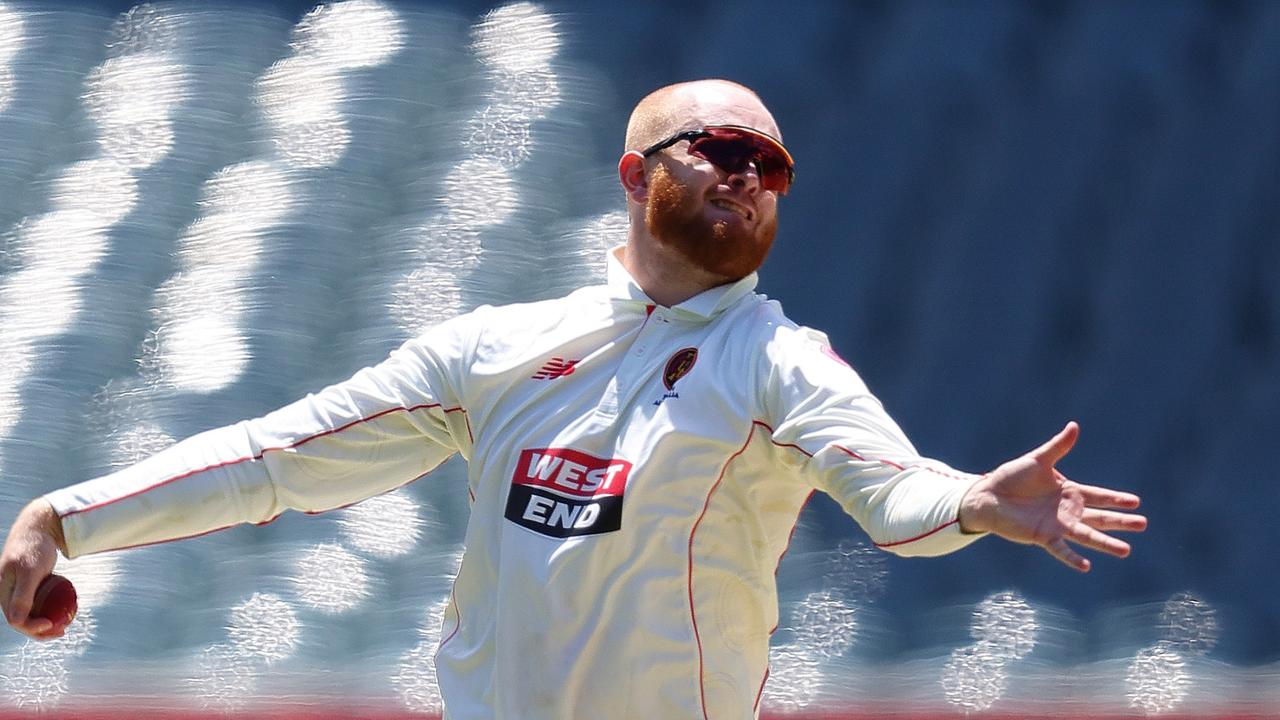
47;248;986;719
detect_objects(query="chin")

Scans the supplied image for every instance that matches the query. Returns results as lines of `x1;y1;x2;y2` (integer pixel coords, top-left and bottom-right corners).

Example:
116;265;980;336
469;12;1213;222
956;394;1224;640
645;165;778;281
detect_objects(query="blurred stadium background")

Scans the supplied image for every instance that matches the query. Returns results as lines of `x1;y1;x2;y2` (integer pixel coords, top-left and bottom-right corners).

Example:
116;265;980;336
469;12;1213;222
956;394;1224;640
0;0;1275;717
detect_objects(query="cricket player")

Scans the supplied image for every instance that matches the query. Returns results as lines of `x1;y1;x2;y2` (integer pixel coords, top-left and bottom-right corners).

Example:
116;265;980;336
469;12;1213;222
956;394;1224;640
1;80;1146;719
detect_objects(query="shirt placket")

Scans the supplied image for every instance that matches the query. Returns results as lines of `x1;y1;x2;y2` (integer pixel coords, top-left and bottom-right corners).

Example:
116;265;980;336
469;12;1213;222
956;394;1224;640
596;306;673;417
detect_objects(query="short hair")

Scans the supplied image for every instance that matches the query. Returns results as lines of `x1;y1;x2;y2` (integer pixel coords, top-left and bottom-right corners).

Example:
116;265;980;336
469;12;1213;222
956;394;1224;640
623;79;769;152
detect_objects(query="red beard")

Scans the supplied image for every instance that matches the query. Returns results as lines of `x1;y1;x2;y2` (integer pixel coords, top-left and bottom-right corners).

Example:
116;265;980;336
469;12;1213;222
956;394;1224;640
644;164;777;281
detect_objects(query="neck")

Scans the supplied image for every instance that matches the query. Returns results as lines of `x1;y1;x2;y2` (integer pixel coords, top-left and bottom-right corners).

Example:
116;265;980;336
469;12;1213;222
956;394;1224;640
621;230;732;307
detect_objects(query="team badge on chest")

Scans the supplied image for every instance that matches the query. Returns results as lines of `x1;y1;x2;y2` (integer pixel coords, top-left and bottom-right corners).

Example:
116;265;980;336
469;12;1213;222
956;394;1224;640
654;347;698;406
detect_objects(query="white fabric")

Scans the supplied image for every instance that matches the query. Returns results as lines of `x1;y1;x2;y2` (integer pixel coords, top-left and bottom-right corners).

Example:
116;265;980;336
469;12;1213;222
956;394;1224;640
46;248;986;719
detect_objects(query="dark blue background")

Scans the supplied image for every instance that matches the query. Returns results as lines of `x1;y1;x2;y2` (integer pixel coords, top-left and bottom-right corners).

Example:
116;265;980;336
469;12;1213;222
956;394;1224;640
553;0;1280;663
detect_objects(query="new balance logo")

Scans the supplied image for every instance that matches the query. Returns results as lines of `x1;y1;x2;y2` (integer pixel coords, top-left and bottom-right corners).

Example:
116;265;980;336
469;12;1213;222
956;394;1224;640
531;357;578;380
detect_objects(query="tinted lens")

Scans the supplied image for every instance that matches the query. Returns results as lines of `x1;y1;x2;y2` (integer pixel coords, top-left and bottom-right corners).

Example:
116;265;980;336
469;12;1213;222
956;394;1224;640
688;130;793;194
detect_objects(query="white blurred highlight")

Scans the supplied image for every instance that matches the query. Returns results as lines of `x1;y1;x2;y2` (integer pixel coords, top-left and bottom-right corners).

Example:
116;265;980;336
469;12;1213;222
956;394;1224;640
49;607;96;658
108;423;176;468
0;7;22;63
291;0;404;69
791;589;858;659
394;596;451;713
441;157;519;227
390;222;482;335
0;201;121;440
759;644;821;712
257;56;350;168
556;211;629;284
1122;592;1218;714
0;640;69;709
91;382;178;469
49;159;139;224
338;491;427;559
290;543;371;613
0;6;23;114
1159;591;1219;656
109;3;181;55
820;539;889;603
1126;645;1190;714
227;593;301;665
464;4;562;169
0;2;187;492
259;0;403;168
188;643;257;710
463;104;534;168
472;3;560;73
147;161;293;393
386;1;568;338
56;553;123;608
971;590;1038;661
940;643;1008;713
940;590;1037;713
83;52;188;169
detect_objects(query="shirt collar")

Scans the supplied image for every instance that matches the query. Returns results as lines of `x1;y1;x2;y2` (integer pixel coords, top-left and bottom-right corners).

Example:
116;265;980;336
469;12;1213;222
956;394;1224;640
605;246;758;321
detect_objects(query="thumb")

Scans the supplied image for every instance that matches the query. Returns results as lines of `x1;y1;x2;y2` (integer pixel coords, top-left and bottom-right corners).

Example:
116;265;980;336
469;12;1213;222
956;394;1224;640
1032;421;1079;466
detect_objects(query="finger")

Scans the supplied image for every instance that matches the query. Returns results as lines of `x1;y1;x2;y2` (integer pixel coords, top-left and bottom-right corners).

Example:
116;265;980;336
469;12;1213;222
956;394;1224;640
6;569;39;627
1076;484;1142;510
29;620;63;640
16;616;55;639
1081;508;1148;533
1045;538;1090;573
1032;421;1079;466
1067;523;1132;558
0;566;14;624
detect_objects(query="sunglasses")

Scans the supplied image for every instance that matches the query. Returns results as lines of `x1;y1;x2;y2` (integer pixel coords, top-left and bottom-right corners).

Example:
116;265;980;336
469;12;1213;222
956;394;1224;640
640;125;796;195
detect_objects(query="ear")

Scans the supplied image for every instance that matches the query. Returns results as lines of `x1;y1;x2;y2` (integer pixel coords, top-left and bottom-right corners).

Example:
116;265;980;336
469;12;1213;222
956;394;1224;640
618;151;649;204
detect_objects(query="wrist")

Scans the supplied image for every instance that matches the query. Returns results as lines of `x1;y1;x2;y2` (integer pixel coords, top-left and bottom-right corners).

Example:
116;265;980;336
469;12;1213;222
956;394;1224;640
27;499;66;556
957;476;994;535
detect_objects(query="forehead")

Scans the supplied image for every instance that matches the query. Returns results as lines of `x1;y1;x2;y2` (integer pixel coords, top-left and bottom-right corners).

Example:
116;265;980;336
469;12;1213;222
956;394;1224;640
670;84;781;140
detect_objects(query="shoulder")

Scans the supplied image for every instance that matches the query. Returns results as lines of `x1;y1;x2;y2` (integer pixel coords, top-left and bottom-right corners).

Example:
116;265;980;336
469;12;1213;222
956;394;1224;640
730;295;864;392
724;294;833;359
451;285;614;356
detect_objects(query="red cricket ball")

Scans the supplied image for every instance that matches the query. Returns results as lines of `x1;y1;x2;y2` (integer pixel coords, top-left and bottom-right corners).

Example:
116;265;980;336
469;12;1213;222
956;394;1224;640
30;574;77;628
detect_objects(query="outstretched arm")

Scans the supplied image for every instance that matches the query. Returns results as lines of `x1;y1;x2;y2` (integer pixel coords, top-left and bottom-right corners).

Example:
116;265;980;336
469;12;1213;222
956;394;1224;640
958;422;1147;572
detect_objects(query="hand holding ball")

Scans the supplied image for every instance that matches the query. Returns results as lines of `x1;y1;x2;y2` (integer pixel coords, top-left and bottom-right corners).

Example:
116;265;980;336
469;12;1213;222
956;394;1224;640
30;574;77;629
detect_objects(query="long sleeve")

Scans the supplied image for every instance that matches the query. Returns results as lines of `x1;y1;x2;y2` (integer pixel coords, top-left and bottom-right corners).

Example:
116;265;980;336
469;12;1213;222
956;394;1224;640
759;321;987;557
45;313;479;559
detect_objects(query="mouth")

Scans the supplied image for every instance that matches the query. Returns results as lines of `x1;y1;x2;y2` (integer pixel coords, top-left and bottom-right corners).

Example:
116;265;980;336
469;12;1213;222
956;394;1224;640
709;198;754;222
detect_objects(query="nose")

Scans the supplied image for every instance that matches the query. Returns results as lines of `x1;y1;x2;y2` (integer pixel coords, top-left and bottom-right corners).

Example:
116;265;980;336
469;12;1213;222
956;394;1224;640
726;160;762;194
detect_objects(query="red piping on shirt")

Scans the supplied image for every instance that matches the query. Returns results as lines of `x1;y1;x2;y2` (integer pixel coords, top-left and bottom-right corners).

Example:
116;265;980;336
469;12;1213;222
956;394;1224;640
690;417;968;717
688;421;763;720
436;586;463;654
873;517;961;547
754;419;970;548
62;402;470;520
687;422;815;719
773;489;815;579
753;665;771;713
96;522;245;554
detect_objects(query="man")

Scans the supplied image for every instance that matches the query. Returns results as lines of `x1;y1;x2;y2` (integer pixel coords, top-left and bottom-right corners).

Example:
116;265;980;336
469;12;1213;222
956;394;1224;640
1;80;1145;719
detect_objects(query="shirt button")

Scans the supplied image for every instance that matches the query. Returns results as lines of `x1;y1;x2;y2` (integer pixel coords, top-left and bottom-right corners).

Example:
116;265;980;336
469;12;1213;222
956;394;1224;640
636;347;645;355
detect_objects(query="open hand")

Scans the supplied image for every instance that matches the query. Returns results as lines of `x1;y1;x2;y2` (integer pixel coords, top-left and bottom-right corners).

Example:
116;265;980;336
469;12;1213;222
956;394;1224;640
958;422;1147;572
